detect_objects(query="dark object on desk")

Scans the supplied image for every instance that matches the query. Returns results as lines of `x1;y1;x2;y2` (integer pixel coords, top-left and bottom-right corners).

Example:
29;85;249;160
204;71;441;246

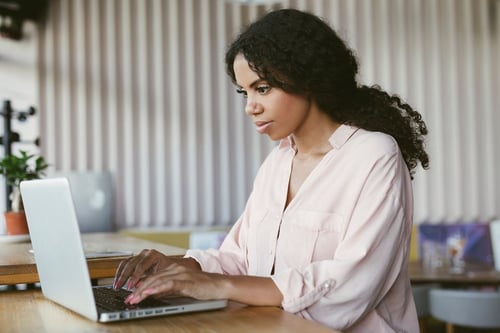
429;288;500;333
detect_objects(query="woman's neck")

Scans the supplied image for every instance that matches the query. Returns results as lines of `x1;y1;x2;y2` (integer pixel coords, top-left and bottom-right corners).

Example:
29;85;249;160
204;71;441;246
292;116;341;160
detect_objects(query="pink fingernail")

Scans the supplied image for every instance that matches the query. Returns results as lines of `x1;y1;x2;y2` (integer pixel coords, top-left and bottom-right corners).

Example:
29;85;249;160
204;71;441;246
125;294;134;303
130;295;140;304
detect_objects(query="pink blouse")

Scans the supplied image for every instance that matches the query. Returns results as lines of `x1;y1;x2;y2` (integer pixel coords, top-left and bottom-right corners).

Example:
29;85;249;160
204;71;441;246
186;125;419;332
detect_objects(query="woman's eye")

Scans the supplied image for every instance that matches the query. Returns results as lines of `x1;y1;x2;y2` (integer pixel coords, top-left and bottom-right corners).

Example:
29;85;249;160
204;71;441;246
236;88;248;98
256;86;271;95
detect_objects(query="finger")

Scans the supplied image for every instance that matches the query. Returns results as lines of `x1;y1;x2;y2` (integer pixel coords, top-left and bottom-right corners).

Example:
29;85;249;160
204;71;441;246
126;279;179;305
113;249;156;289
129;265;183;294
113;257;135;289
127;250;176;290
125;267;193;304
113;254;148;289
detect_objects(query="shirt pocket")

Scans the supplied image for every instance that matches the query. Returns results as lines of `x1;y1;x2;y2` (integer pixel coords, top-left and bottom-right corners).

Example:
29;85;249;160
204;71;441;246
278;210;344;267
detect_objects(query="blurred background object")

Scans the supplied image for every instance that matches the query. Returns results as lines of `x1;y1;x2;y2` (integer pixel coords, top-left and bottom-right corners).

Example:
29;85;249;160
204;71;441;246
0;0;48;40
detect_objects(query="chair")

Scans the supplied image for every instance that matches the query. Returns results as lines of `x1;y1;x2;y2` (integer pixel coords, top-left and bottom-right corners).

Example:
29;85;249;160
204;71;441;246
429;288;500;333
48;171;114;233
412;285;431;333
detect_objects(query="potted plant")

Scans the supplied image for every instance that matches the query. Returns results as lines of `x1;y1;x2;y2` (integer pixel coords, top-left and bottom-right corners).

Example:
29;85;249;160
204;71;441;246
0;150;49;235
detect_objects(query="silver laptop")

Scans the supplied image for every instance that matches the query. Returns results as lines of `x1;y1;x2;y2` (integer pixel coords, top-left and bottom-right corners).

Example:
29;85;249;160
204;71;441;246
20;177;227;322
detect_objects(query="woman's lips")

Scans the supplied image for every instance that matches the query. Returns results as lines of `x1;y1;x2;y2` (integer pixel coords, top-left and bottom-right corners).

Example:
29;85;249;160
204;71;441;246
254;121;272;133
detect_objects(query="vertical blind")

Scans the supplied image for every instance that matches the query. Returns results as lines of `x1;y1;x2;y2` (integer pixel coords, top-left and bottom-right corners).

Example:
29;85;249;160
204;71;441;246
37;0;500;229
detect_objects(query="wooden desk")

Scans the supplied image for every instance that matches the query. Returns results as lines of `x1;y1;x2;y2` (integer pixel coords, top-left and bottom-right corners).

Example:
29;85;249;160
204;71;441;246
0;289;339;333
0;233;186;285
409;261;500;286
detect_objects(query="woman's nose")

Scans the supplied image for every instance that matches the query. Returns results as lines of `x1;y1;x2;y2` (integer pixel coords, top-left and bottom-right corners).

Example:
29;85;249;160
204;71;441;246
245;98;261;116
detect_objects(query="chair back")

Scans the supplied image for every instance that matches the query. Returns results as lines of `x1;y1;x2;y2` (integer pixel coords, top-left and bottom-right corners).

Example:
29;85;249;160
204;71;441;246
412;285;431;317
429;288;500;329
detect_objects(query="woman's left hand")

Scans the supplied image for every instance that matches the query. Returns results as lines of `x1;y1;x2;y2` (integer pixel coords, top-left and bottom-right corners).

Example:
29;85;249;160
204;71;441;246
124;262;228;305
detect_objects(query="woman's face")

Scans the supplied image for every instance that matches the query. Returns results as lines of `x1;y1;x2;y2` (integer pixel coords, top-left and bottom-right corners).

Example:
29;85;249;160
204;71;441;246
232;54;312;141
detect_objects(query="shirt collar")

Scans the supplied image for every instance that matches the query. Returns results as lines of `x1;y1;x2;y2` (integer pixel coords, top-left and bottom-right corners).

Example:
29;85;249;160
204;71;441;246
278;124;359;150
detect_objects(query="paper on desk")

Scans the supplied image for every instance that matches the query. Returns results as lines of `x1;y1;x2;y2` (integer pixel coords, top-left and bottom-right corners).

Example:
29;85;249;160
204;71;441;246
84;251;134;258
29;248;134;259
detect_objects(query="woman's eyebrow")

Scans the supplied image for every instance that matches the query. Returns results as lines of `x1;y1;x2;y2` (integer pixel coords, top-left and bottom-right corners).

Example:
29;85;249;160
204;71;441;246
237;79;266;90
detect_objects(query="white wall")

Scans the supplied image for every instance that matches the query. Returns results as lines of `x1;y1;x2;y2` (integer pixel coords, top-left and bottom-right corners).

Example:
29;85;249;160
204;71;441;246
1;0;499;232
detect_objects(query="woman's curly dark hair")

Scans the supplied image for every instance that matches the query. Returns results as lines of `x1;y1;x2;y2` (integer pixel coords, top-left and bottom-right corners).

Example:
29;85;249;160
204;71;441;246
225;9;429;179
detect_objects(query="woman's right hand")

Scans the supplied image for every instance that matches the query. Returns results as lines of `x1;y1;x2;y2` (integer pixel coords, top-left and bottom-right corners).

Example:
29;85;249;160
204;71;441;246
112;249;201;290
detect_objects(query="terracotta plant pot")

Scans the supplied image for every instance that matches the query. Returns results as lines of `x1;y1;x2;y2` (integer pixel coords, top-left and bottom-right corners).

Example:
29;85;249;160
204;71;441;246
4;211;29;235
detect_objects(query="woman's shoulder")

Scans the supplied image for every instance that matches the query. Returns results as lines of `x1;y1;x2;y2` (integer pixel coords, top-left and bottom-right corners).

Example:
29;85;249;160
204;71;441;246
350;127;399;155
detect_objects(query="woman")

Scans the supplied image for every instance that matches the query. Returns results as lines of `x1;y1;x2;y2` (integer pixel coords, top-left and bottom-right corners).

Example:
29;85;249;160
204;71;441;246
113;8;429;332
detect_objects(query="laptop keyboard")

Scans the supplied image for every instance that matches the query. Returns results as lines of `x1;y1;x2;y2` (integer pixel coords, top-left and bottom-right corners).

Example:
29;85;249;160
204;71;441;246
93;287;169;311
